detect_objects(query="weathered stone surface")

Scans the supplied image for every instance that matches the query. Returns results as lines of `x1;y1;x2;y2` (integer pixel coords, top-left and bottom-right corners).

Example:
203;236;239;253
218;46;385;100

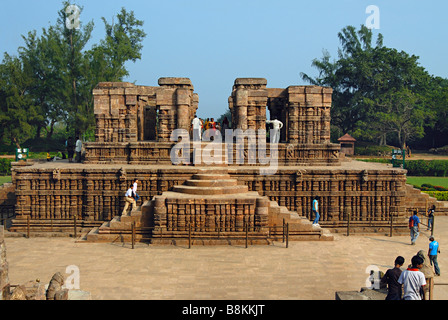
46;272;65;300
0;226;9;299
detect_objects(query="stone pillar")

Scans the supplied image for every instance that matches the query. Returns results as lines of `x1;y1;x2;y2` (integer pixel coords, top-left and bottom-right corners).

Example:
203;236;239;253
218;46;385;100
255;197;269;232
153;196;167;232
235;90;248;130
176;88;191;132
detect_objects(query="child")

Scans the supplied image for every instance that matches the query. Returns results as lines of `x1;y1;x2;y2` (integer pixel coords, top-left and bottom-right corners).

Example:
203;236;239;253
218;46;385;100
398;255;427;300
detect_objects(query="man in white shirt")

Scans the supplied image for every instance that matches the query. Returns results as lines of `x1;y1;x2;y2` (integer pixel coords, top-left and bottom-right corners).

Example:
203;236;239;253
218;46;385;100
122;184;136;217
192;115;202;141
266;118;283;144
132;179;140;203
398;255;427;300
75;137;82;163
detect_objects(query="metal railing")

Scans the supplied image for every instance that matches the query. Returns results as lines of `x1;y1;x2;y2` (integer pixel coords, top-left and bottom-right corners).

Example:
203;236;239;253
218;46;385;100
128;221;290;250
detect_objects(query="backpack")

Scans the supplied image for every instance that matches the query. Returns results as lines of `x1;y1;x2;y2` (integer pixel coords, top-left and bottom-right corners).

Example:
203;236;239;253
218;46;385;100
409;217;414;228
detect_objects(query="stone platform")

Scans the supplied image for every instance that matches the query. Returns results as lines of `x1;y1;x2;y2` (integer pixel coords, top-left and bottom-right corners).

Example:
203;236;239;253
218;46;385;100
8;159;416;239
80;169;333;245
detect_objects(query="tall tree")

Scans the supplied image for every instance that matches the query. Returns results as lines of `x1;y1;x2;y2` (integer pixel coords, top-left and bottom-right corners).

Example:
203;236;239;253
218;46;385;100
0;54;39;147
301;25;434;148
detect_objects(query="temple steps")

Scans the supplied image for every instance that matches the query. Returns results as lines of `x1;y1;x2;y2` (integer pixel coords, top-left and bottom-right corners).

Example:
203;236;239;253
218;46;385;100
77;170;334;244
404;184;448;215
184;179;238;187
172;185;249;195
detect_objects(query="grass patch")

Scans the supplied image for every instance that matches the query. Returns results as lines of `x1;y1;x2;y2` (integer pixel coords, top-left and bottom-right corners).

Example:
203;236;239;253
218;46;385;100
407;176;448;188
0;176;12;186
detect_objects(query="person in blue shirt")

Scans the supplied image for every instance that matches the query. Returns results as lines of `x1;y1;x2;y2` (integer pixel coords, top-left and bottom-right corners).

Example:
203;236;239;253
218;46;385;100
409;211;420;245
428;236;441;276
312;196;320;226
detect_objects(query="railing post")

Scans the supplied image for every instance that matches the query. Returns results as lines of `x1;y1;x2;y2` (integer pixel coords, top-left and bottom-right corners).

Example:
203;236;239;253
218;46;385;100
286;223;289;248
188;223;191;249
245;223;248;249
74;215;77;238
428;277;434;300
390;214;393;237
346;211;350;237
282;219;285;243
132;222;135;250
27;215;30;239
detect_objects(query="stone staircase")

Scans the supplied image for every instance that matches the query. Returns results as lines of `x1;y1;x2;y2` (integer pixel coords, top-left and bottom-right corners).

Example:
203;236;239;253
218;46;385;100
79;169;333;244
404;184;448;216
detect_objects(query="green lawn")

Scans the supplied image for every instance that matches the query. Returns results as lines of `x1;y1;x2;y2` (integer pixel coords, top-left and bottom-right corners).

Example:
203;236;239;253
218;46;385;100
407;176;448;188
0;176;11;186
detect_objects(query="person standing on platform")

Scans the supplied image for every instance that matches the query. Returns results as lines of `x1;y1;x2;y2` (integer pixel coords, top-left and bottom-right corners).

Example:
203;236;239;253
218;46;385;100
122;184;136;217
132;179;140;204
266;118;283;144
312;196;320;226
192;115;202;142
66;137;75;163
75;136;82;163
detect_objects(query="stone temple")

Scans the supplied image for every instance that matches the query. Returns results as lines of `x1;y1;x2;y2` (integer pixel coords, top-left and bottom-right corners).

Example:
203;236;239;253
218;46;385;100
2;77;440;245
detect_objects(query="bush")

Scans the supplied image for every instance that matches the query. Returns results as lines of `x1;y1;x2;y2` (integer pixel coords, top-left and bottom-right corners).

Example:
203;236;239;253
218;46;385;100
354;144;394;156
423;191;448;201
356;158;391;164
0;158;13;176
413;183;448;192
405;160;448;177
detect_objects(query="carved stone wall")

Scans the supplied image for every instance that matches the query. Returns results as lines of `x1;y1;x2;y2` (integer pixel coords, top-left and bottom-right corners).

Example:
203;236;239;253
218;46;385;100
9;165;409;234
229;79;332;144
93;78;199;144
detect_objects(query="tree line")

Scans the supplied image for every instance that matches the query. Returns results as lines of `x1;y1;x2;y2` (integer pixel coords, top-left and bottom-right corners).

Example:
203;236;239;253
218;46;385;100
1;8;447;151
301;25;448;150
0;1;146;149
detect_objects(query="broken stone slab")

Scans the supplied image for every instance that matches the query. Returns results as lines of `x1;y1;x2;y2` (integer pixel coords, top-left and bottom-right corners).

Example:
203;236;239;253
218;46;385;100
335;287;387;300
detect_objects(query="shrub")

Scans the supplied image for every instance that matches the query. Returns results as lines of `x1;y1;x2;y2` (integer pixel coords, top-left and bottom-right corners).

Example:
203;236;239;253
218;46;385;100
0;159;13;176
405;160;448;177
423;191;448;201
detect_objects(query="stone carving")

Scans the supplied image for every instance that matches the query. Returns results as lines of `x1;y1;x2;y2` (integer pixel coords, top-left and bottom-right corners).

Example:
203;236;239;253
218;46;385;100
52;169;61;181
46;272;68;300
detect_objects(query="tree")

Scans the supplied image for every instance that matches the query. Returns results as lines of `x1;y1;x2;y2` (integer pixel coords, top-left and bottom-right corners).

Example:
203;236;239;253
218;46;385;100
301;25;434;148
0;54;39;148
0;1;147;145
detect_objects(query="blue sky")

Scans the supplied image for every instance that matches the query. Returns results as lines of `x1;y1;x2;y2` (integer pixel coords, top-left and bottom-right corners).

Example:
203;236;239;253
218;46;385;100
1;0;447;119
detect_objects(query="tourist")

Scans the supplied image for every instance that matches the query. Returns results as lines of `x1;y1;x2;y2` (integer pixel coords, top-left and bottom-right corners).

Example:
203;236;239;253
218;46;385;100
46;150;52;162
66;137;75;163
209;118;217;140
75;136;82;163
409;210;420;245
204;118;210;140
221;116;230;139
192;115;202;141
122;184;136;217
398;255;427;300
132;179;140;203
380;256;405;300
266;118;283;143
428;236;441;276
312;196;320;226
427;205;435;231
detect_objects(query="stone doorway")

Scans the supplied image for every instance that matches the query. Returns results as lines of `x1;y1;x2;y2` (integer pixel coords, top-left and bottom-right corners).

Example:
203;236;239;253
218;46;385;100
142;105;158;141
